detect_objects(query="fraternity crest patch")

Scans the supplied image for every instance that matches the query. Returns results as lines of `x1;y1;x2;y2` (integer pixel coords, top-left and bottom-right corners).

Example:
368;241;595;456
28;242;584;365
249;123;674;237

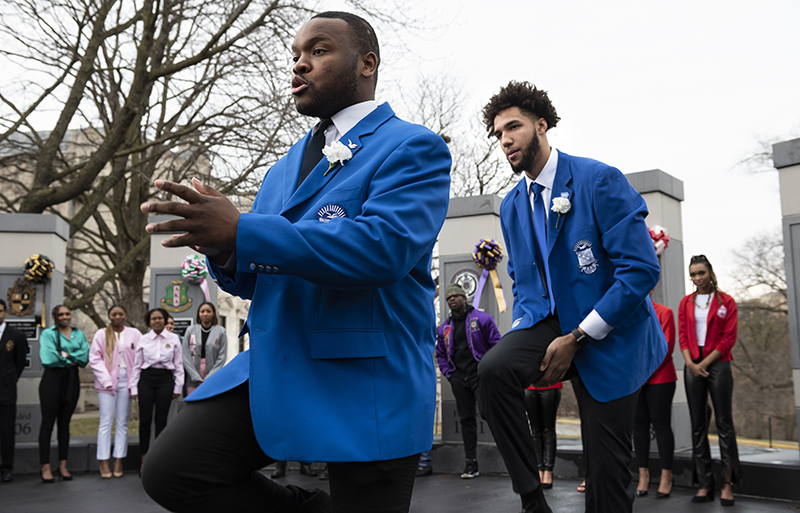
7;278;35;317
317;203;347;223
161;281;192;313
573;239;599;275
5;340;14;352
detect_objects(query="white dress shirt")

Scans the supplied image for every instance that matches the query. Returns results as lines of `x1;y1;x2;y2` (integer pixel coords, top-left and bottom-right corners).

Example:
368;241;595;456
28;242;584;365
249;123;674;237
523;148;613;341
319;100;378;145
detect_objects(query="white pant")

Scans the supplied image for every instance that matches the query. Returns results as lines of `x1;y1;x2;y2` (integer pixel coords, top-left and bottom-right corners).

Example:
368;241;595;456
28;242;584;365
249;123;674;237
96;367;132;460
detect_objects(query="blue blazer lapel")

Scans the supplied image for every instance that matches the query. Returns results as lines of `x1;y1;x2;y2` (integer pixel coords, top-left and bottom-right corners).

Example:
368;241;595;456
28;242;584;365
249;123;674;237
512;180;536;258
547;153;573;255
281;103;394;215
281;131;312;209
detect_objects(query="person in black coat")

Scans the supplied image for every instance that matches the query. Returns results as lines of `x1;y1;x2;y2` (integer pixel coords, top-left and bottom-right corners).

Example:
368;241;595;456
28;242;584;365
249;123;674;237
0;299;29;483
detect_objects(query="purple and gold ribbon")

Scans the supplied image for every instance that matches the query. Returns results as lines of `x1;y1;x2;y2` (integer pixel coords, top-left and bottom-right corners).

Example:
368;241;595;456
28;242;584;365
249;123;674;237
471;239;507;313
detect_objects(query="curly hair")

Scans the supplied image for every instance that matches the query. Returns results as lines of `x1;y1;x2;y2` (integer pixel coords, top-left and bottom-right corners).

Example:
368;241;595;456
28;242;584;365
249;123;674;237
482;81;560;135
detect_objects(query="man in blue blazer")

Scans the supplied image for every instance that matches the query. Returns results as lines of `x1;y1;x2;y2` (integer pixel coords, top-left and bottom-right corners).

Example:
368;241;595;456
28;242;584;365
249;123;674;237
477;81;666;513
139;12;451;513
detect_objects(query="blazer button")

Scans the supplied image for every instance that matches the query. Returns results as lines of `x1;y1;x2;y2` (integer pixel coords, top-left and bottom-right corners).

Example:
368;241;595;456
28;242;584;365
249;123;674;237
265;266;272;273
249;263;256;271
542;294;547;298
273;267;280;273
258;265;265;273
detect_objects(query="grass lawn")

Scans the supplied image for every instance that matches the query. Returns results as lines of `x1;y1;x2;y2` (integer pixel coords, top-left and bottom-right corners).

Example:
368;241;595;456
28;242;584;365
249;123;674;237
70;417;139;436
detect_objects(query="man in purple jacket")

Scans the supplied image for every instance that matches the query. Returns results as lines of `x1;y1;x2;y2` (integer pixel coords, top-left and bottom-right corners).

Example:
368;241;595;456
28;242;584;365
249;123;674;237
435;284;501;479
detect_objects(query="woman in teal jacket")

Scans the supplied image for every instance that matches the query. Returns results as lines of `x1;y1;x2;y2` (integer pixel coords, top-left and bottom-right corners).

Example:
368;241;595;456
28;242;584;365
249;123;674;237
38;305;88;482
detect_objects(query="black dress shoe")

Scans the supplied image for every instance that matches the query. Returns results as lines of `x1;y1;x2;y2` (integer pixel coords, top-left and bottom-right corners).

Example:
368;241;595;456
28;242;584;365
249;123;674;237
1;470;13;483
691;486;714;503
521;486;553;513
656;478;672;498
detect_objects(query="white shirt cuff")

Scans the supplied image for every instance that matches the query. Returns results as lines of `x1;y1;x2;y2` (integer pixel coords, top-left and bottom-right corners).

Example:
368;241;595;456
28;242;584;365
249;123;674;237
578;310;613;340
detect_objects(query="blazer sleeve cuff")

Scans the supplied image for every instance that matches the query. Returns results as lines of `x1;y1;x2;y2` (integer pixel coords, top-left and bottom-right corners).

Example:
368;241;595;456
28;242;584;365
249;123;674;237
579;310;613;340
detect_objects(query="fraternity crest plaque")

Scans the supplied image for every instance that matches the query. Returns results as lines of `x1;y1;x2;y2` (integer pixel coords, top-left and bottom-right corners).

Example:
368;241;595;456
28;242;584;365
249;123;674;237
7;278;35;317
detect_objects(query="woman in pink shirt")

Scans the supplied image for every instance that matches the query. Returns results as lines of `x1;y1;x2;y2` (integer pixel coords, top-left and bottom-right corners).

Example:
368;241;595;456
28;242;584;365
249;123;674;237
130;308;183;475
89;305;141;478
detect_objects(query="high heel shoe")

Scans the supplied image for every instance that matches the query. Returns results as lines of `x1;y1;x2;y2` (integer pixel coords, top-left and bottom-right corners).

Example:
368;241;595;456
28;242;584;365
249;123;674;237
691;485;715;503
656;478;673;498
636;489;648;497
56;469;73;481
720;482;735;507
40;470;55;484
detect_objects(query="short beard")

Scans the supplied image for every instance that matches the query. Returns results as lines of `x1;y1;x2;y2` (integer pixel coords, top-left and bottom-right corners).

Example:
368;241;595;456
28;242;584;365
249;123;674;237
509;132;540;175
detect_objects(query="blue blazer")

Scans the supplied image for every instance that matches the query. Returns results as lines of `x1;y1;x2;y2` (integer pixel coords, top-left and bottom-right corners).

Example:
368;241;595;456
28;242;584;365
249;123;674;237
188;103;451;462
500;151;667;402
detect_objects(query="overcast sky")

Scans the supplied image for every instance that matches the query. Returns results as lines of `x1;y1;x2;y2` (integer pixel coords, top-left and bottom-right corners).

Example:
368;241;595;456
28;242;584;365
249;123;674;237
362;0;800;295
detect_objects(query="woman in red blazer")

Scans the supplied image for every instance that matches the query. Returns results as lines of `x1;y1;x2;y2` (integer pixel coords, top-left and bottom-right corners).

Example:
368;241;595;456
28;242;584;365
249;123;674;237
633;299;677;498
679;255;740;507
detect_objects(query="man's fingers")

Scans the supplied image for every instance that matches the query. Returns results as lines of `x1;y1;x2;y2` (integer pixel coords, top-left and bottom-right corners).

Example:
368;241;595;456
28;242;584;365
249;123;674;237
144;214;196;234
159;232;197;249
192;177;224;197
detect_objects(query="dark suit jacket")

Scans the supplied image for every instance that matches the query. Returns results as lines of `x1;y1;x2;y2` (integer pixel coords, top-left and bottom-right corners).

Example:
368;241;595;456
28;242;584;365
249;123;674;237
0;325;28;405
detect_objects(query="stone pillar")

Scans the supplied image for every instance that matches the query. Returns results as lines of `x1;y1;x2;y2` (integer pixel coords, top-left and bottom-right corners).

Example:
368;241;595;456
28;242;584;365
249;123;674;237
773;137;800;455
625;169;690;450
148;215;218;330
0;213;68;442
438;195;512;446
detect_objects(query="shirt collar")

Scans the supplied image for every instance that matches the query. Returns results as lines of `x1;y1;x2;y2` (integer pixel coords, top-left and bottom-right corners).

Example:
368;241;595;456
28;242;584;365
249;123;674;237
320;100;378;142
524;148;559;192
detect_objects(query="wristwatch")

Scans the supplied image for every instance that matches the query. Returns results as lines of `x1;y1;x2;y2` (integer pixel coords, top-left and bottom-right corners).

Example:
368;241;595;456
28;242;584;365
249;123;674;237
571;328;591;349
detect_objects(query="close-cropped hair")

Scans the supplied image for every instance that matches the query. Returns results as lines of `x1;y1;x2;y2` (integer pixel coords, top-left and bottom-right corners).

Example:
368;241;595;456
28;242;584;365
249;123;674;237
312;11;380;82
482;80;560;135
0;299;5;310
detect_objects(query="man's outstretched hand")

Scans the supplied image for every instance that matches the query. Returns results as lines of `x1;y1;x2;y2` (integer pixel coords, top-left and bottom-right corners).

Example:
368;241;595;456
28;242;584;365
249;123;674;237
140;179;240;259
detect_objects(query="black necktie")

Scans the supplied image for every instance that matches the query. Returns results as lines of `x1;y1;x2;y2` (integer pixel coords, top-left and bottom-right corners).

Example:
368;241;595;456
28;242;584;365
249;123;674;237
297;119;333;188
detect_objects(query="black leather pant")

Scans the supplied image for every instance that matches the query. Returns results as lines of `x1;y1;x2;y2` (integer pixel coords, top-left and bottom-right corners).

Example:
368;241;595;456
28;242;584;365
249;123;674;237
684;359;741;488
524;388;561;471
633;381;675;469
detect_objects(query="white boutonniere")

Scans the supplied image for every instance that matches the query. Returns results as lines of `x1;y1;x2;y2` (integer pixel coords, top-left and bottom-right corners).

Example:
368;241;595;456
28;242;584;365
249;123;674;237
322;139;357;176
551;196;571;229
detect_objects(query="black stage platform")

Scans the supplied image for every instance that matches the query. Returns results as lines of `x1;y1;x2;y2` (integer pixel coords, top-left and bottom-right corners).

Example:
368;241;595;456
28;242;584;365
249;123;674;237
1;464;797;513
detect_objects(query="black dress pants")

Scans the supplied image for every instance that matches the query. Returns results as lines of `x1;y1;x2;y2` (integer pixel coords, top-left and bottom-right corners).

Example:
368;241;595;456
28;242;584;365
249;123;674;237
479;316;640;513
448;374;480;460
633;381;675;469
38;366;80;465
573;375;639;513
684;359;741;488
0;402;15;470
138;368;175;455
477;316;560;496
142;382;420;513
524;387;561;472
